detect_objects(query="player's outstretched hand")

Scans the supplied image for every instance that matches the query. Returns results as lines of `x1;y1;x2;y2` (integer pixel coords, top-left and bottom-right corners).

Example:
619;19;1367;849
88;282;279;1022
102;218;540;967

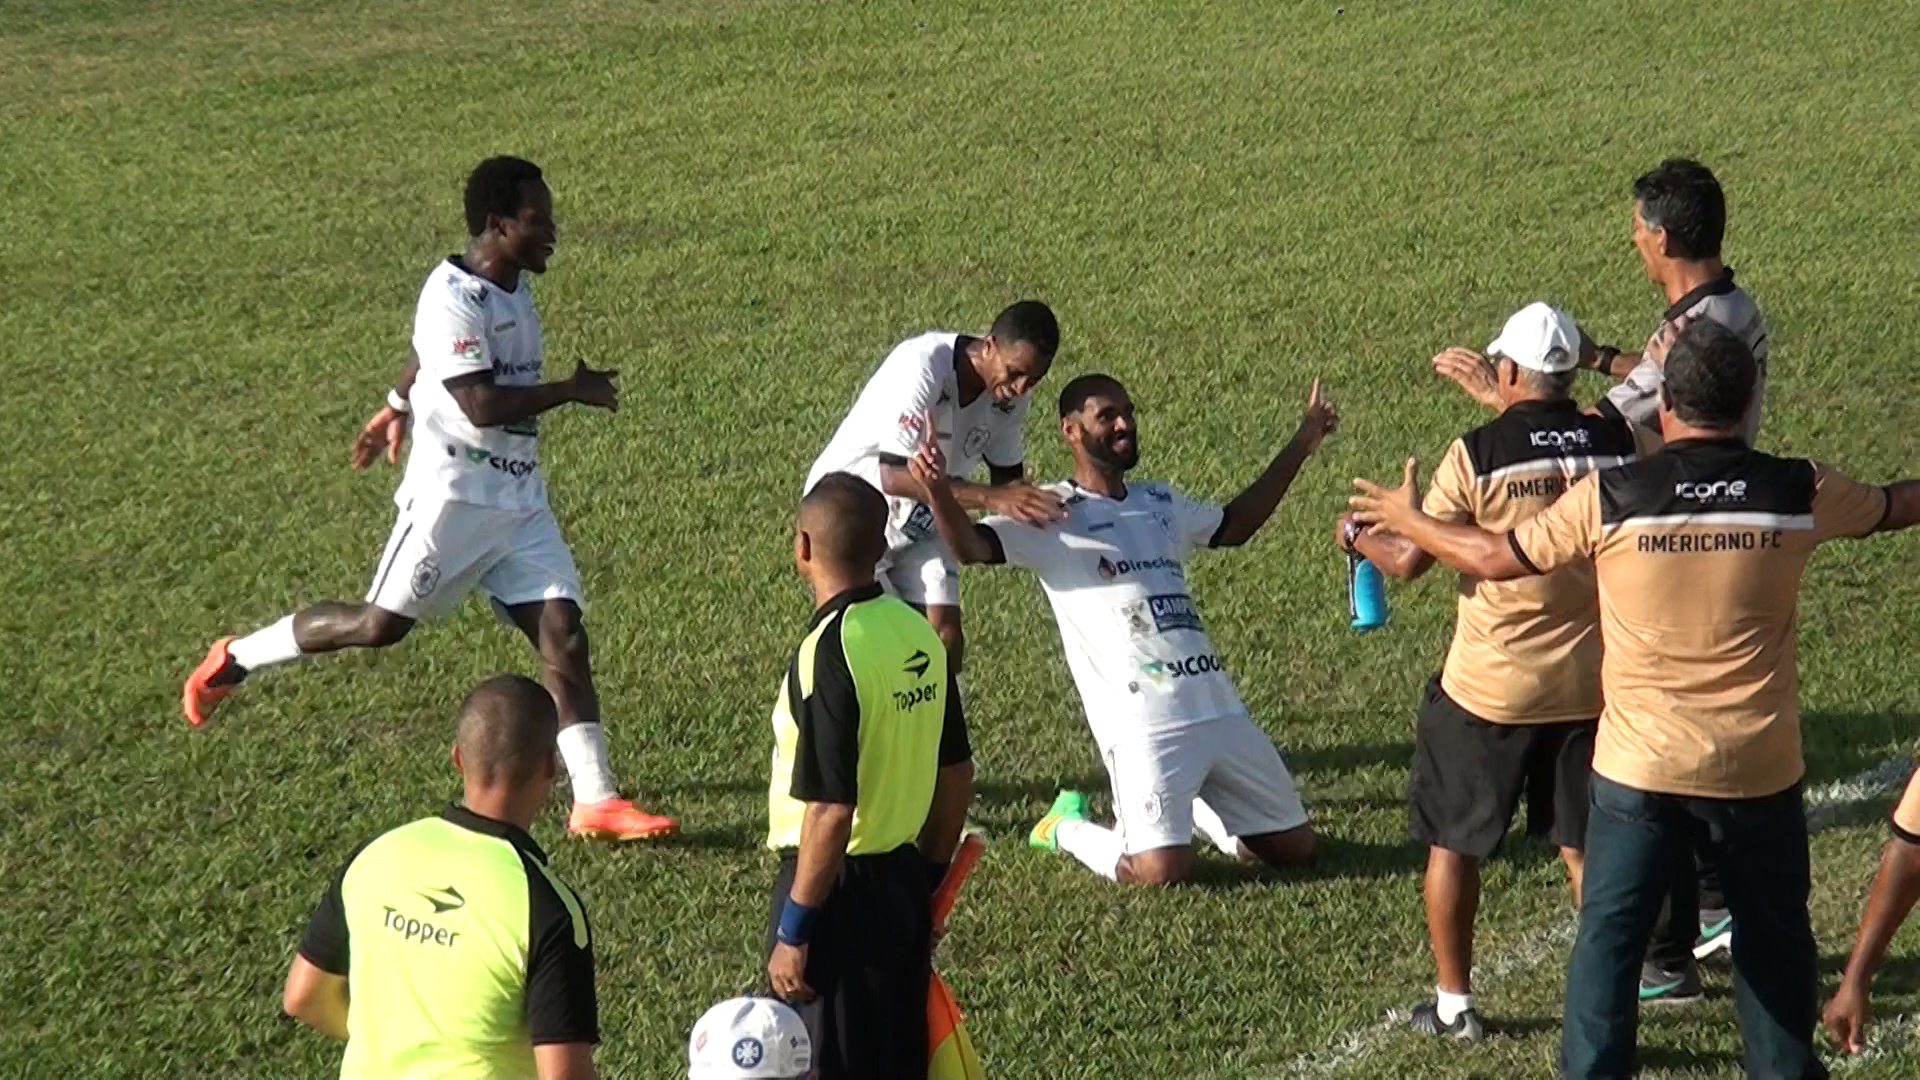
1348;457;1421;532
350;404;410;470
569;363;620;411
1433;347;1501;410
1824;983;1870;1055
908;411;949;497
990;482;1068;525
1295;378;1340;452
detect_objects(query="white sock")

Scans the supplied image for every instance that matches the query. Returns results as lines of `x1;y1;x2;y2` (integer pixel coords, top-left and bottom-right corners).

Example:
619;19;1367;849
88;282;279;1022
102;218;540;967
556;722;618;804
1057;820;1123;882
1436;987;1475;1024
229;615;302;672
1192;799;1250;860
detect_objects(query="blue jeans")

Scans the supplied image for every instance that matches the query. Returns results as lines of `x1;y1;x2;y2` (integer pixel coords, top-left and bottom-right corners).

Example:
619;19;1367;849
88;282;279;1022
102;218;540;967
1560;775;1826;1080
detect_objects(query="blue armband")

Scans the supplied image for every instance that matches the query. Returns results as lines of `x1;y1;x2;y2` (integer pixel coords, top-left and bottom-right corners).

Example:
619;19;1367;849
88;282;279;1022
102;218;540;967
776;897;820;946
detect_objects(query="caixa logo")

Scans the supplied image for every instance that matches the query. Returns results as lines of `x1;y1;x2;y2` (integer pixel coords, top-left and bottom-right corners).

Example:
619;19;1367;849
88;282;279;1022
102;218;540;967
1530;429;1592;449
458;444;538;477
1674;479;1748;502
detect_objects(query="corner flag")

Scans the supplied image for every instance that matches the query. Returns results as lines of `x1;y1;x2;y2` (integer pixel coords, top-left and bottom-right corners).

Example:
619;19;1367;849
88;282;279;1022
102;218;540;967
929;832;986;1080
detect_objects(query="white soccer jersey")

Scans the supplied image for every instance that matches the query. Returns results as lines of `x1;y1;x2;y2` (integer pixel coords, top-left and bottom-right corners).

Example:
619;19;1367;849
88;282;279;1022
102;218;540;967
398;258;548;511
984;479;1245;749
806;331;1032;552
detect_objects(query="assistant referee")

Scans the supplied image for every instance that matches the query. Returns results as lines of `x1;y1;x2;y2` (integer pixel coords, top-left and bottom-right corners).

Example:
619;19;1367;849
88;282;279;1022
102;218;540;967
284;674;599;1080
764;472;975;1078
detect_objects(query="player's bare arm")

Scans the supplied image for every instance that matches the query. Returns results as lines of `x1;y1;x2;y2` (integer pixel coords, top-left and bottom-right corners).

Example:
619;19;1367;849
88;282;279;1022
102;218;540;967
1349;459;1529;581
1210;380;1339;548
919;759;974;868
876;457;1064;524
1337;513;1435;581
445;361;618;428
1577;325;1641;380
906;434;1002;565
768;800;854;1003
282;955;350;1039
351;347;421;470
1825;836;1920;1053
533;1043;599;1080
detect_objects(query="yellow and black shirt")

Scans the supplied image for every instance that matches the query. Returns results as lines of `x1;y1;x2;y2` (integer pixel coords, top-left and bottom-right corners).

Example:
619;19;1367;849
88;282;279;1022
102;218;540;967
299;805;597;1080
767;583;972;855
1510;438;1891;799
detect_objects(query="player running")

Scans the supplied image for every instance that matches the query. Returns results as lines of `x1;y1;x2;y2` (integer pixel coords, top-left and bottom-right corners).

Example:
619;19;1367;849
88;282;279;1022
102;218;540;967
909;373;1337;885
805;302;1065;675
183;156;675;841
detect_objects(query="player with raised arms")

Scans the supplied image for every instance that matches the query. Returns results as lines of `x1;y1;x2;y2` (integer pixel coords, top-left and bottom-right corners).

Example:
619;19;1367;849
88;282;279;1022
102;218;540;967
909;373;1337;885
183;156;675;841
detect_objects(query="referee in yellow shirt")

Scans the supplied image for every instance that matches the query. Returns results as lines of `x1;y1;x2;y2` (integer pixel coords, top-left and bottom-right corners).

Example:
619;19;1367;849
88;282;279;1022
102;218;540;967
764;472;975;1078
283;674;599;1080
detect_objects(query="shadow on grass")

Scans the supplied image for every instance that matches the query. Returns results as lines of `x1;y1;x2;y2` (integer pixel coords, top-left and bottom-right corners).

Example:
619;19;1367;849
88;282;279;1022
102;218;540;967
1636;1044;1742;1073
1821;954;1920;995
1802;711;1917;786
1287;741;1414;778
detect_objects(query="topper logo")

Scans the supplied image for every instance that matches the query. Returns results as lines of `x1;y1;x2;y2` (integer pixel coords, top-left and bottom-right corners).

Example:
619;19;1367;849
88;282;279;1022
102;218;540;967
1674;479;1748;502
1530;429;1592;449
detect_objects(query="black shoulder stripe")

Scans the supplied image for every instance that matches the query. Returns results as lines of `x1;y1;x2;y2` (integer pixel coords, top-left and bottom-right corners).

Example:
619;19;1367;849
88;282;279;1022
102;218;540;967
1460;407;1639;476
1599;446;1816;526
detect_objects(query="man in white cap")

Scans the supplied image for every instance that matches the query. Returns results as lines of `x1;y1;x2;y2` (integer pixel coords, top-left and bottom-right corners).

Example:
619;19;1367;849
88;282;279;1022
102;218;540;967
688;997;813;1080
1340;303;1641;1040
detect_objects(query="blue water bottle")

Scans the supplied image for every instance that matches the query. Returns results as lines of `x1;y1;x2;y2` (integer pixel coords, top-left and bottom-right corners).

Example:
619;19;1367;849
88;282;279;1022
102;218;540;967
1344;522;1390;632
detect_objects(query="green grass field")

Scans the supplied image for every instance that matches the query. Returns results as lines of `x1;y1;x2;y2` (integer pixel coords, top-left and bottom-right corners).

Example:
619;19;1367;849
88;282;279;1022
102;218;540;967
6;0;1919;1076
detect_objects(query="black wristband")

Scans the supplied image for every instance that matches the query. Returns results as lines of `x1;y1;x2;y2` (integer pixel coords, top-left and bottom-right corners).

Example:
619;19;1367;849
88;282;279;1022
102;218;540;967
1593;345;1620;372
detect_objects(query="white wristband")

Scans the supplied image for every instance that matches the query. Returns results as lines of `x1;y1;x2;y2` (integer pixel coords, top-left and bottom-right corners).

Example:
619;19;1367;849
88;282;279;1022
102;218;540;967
386;388;411;414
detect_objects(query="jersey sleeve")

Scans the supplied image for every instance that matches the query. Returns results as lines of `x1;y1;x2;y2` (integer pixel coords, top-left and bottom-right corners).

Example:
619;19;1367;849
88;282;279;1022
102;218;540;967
869;339;947;461
415;277;494;380
938;664;973;767
1599;355;1666;433
1892;767;1920;845
1507;472;1601;575
983;395;1031;469
523;858;599;1046
1811;464;1892;542
980;516;1067;570
1420;440;1476;525
296;840;373;976
1169;486;1227;556
790;617;861;805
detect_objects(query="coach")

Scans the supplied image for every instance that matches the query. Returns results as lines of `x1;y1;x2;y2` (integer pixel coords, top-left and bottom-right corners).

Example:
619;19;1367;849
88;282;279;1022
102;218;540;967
283;674;599;1080
1352;320;1917;1079
764;472;975;1077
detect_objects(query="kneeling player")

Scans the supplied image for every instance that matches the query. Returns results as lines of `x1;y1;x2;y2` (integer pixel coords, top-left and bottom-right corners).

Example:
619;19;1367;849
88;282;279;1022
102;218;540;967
182;157;673;841
911;373;1337;885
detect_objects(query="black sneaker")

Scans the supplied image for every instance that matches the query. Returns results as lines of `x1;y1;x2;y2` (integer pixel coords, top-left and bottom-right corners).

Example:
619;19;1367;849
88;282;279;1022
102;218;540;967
1639;959;1703;1004
1408;1001;1486;1043
1692;908;1732;961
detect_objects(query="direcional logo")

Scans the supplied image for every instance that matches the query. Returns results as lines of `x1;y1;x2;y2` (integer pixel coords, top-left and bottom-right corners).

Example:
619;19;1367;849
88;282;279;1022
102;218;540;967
903;649;931;679
1674;479;1749;503
1098;555;1182;580
416;885;465;914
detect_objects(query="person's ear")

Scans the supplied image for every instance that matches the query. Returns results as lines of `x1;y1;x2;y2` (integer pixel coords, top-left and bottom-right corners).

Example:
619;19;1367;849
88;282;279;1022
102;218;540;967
451;743;463;772
1654;226;1675;259
795;528;812;567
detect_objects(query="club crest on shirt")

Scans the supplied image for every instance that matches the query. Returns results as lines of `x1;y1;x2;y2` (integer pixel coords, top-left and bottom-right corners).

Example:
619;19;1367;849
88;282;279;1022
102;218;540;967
961;426;992;458
1118;600;1154;637
410;558;441;599
1140;790;1164;824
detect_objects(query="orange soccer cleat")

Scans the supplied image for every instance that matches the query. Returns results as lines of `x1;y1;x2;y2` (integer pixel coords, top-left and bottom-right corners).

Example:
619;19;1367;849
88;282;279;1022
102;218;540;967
568;798;678;841
183;637;240;727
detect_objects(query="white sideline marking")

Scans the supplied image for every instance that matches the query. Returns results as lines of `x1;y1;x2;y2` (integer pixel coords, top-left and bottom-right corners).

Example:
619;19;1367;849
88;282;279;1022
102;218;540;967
1276;747;1918;1079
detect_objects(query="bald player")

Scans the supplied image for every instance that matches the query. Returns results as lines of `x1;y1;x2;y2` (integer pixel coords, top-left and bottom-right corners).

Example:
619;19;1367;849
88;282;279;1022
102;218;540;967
286;674;600;1080
765;473;973;1078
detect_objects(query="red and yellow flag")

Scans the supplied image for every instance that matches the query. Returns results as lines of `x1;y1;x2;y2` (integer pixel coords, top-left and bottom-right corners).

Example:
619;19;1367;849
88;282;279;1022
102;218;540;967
929;833;986;1080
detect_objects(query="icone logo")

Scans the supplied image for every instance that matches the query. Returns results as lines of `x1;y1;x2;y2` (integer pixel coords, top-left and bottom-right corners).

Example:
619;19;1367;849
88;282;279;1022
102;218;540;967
1530;429;1592;449
1674;479;1748;502
1097;555;1181;579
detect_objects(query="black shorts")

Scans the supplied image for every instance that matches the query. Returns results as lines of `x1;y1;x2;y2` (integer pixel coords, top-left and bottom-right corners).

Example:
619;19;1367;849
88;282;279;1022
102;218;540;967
766;844;932;1078
1408;676;1597;858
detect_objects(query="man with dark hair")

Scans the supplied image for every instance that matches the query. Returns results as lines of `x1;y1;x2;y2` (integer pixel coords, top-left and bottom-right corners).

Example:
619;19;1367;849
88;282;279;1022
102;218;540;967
283;674;600;1080
765;471;974;1076
908;374;1336;886
1824;767;1920;1054
1352;319;1919;1079
186;156;674;841
1436;156;1770;994
804;300;1065;739
1339;303;1641;1041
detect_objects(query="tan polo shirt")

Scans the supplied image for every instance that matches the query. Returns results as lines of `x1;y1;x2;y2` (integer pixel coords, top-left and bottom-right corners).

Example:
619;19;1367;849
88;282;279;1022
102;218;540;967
1423;399;1638;723
1509;438;1890;798
1894;766;1920;842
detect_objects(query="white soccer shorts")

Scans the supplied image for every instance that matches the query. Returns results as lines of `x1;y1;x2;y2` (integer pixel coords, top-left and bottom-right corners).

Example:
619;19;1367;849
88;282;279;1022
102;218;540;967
367;499;584;620
878;536;961;608
1103;713;1310;854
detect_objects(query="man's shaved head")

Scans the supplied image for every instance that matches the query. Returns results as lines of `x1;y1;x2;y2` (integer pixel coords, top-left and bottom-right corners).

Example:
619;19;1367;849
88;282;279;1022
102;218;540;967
798;472;889;572
455;674;559;788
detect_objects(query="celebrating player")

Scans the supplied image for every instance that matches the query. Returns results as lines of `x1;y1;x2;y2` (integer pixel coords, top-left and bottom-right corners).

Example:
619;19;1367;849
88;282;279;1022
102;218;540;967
183;156;675;841
909;373;1336;885
804;302;1064;676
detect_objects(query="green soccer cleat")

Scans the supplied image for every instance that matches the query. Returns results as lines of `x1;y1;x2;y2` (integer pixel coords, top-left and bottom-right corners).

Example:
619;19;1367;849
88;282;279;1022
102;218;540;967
1030;790;1090;851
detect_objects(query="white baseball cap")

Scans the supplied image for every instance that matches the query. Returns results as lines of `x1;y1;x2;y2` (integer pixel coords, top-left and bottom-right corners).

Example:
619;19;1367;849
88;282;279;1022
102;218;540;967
688;997;813;1080
1486;302;1581;373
